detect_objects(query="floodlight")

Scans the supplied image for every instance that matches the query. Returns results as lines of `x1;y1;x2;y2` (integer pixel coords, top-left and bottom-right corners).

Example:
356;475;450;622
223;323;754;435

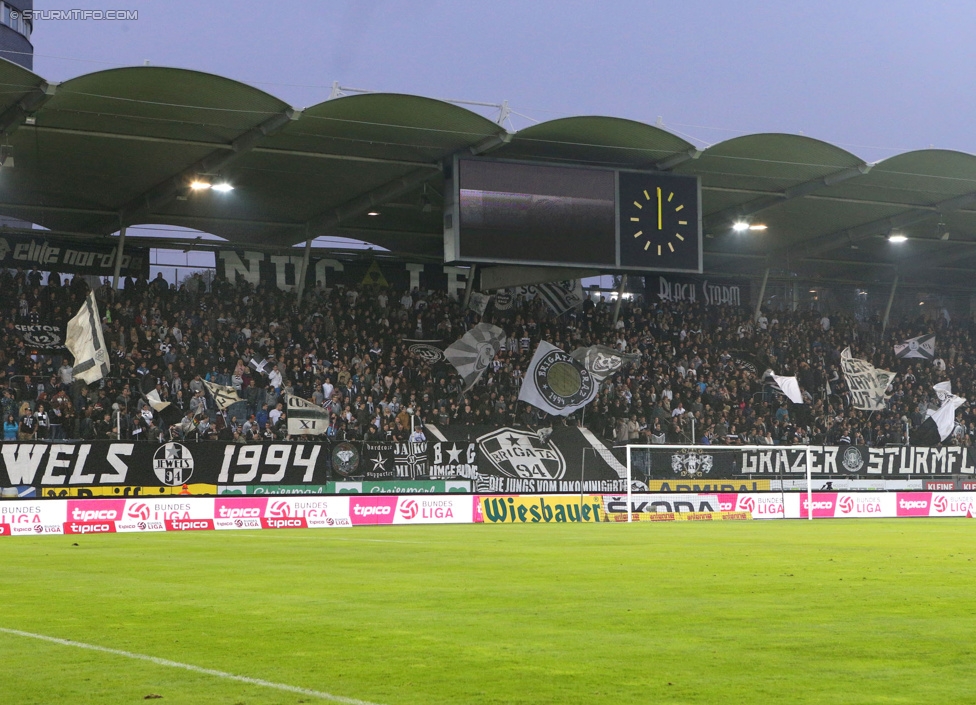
190;180;211;191
212;182;234;193
732;221;749;232
888;234;907;243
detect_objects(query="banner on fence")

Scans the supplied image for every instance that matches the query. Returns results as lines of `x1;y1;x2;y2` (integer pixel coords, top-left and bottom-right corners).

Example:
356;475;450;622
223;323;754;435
628;445;976;480
0;233;150;278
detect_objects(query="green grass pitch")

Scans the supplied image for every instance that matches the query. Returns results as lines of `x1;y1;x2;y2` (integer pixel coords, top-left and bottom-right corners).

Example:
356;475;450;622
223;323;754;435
1;519;975;704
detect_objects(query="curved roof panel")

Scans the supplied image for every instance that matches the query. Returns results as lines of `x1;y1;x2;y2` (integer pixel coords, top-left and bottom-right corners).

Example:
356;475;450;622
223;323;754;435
265;92;504;164
682;133;865;194
816;149;976;207
495;116;695;168
44;66;290;143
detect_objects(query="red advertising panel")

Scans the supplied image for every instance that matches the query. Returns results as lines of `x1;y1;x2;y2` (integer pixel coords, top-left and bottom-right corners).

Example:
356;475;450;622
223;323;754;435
349;496;398;525
260;517;309;529
66;499;127;524
63;521;117;535
164;519;215;531
895;492;931;517
800;493;837;518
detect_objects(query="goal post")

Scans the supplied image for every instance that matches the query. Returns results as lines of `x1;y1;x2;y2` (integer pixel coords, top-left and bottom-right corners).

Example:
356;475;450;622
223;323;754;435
620;443;818;522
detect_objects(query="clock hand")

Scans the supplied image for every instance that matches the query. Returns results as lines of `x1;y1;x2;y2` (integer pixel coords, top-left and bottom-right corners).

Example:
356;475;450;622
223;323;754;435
657;186;663;230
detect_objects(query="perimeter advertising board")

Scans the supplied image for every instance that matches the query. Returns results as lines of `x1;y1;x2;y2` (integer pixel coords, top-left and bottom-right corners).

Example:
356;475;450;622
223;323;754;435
1;492;975;535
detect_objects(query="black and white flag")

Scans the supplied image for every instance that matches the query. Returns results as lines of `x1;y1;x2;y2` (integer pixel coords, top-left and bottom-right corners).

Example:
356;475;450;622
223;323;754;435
840;347;895;411
894;334;936;360
917;383;966;445
533;280;585;316
145;389;183;425
928;381;966;442
444;323;506;391
468;292;491;316
286;395;329;436
248;357;271;387
569;345;640;383
764;370;804;404
66;290;110;384
403;338;447;365
402;338;447;365
493;291;515;311
519;341;598;416
14;323;67;351
248;357;270;376
203;380;242;411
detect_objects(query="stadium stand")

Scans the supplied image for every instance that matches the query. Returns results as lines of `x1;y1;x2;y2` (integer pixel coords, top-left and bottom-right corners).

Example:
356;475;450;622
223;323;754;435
0;265;966;449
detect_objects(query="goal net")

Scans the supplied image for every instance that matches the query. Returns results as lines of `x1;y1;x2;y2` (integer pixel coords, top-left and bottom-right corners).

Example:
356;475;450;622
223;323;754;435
621;443;823;522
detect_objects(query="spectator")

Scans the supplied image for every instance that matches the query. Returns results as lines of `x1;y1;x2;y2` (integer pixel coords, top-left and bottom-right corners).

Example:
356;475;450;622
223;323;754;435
4;413;17;440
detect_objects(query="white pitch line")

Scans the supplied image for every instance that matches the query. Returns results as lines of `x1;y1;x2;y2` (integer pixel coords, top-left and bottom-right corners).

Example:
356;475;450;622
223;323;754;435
0;627;385;705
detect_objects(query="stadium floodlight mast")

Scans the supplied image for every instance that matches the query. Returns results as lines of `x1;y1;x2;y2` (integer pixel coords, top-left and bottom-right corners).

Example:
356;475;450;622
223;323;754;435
623;444;816;521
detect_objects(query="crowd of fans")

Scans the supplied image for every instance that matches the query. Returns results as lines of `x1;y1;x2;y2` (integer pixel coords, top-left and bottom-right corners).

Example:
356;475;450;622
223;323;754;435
0;264;970;448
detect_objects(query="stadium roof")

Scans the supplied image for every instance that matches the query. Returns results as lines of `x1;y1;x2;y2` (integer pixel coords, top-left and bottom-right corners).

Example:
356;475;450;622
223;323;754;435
2;60;976;285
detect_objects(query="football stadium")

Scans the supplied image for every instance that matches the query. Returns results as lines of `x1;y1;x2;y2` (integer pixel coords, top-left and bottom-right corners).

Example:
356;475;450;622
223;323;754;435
2;4;976;704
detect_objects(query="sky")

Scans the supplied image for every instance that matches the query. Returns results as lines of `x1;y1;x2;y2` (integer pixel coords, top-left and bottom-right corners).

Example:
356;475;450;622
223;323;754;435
30;0;976;164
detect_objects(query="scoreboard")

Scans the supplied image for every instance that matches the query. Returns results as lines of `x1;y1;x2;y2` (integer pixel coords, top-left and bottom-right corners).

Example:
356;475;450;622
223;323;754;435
444;157;702;273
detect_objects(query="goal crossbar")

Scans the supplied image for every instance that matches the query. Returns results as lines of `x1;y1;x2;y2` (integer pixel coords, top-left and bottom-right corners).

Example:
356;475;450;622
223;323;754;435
622;444;818;522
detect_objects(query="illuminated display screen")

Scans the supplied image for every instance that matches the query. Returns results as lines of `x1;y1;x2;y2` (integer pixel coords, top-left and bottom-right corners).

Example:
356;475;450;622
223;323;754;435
456;159;616;266
447;158;701;273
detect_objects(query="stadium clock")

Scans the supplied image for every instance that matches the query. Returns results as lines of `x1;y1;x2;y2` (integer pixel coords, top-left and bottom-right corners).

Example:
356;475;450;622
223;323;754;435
617;171;701;272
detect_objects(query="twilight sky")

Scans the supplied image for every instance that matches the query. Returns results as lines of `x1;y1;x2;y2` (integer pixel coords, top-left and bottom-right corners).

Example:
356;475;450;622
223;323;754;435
30;0;976;164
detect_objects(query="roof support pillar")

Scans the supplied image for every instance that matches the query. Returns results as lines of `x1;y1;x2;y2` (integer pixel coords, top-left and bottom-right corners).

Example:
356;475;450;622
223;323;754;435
462;265;477;309
882;274;899;337
613;275;627;325
297;228;312;305
754;267;770;322
112;222;127;290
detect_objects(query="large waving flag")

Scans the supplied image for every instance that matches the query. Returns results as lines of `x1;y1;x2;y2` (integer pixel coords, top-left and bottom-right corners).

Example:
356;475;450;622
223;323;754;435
145;389;183;425
764;370;804;404
286;395;329;436
66;290;110;384
519;341;598;416
840;347;895;411
204;380;242;411
894;334;936;360
444;323;506;391
570;345;640;383
534;280;585;316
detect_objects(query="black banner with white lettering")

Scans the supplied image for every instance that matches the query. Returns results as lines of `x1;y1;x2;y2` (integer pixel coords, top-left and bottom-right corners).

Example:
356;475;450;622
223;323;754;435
12;440;972;493
0;441;330;488
215;251;456;293
0;425;630;492
648;274;750;307
0;233;150;278
629;445;976;480
14;323;67;350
